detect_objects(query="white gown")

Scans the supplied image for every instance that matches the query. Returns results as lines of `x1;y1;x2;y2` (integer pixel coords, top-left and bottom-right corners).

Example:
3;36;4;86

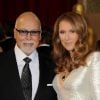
53;52;100;100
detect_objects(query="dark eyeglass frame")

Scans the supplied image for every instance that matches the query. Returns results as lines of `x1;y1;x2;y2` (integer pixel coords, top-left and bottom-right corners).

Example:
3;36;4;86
15;28;41;36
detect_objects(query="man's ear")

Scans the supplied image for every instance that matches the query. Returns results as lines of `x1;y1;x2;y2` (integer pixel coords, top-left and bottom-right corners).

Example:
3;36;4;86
39;33;41;40
13;28;16;39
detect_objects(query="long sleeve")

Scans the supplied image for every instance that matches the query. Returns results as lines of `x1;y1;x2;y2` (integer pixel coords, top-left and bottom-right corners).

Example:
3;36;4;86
88;52;100;100
53;52;100;100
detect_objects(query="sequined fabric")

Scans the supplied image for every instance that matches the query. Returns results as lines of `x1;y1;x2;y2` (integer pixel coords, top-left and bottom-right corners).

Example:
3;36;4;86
53;52;100;100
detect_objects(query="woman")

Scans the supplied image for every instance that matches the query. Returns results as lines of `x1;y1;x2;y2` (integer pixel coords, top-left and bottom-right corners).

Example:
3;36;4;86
52;12;100;100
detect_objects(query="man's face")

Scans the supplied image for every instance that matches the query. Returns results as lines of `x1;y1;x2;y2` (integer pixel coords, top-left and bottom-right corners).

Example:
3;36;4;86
14;17;41;55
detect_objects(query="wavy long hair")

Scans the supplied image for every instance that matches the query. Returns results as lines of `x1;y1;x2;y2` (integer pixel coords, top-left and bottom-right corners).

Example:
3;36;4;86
52;12;92;73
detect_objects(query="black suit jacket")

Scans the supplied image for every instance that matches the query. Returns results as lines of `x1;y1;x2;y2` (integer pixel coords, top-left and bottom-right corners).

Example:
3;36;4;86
0;50;57;100
37;45;52;61
37;45;52;54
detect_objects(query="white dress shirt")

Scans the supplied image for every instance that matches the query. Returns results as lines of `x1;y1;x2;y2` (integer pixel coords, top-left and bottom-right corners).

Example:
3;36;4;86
14;45;39;100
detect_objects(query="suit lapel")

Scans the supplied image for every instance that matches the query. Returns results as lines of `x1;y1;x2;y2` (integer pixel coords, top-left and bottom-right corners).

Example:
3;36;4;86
34;52;55;100
6;50;25;100
34;52;50;100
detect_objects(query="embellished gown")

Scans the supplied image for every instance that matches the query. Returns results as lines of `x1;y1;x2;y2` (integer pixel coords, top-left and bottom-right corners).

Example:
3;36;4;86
53;52;100;100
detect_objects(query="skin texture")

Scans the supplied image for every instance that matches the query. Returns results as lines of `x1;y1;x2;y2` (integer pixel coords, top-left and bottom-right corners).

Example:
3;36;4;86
14;12;41;56
59;20;79;52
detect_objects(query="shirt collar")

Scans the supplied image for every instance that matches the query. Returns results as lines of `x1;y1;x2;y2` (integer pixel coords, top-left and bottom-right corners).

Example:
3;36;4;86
14;44;37;63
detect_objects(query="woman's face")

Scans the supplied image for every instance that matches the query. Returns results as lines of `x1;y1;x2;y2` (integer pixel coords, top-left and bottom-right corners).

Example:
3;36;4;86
59;20;79;51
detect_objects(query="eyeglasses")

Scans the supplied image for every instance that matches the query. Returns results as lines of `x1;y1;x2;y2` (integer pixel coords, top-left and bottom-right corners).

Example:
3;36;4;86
15;28;41;36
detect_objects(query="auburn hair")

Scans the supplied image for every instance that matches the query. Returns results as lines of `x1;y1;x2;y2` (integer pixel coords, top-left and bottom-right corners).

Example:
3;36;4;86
52;12;92;73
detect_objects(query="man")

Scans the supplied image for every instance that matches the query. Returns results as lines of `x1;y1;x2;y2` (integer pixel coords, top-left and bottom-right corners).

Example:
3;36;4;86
0;12;57;100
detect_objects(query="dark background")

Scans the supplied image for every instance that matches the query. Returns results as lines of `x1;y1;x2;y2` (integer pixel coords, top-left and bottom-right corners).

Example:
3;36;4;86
0;0;77;29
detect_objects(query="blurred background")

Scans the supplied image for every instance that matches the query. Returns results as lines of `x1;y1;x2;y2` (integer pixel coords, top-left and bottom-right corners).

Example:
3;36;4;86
0;0;100;52
0;0;77;31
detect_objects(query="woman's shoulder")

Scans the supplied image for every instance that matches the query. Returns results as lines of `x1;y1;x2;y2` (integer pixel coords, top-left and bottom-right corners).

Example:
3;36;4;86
87;51;100;60
86;51;100;66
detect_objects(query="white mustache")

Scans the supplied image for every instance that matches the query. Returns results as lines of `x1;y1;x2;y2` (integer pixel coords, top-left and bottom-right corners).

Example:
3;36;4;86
23;42;34;46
